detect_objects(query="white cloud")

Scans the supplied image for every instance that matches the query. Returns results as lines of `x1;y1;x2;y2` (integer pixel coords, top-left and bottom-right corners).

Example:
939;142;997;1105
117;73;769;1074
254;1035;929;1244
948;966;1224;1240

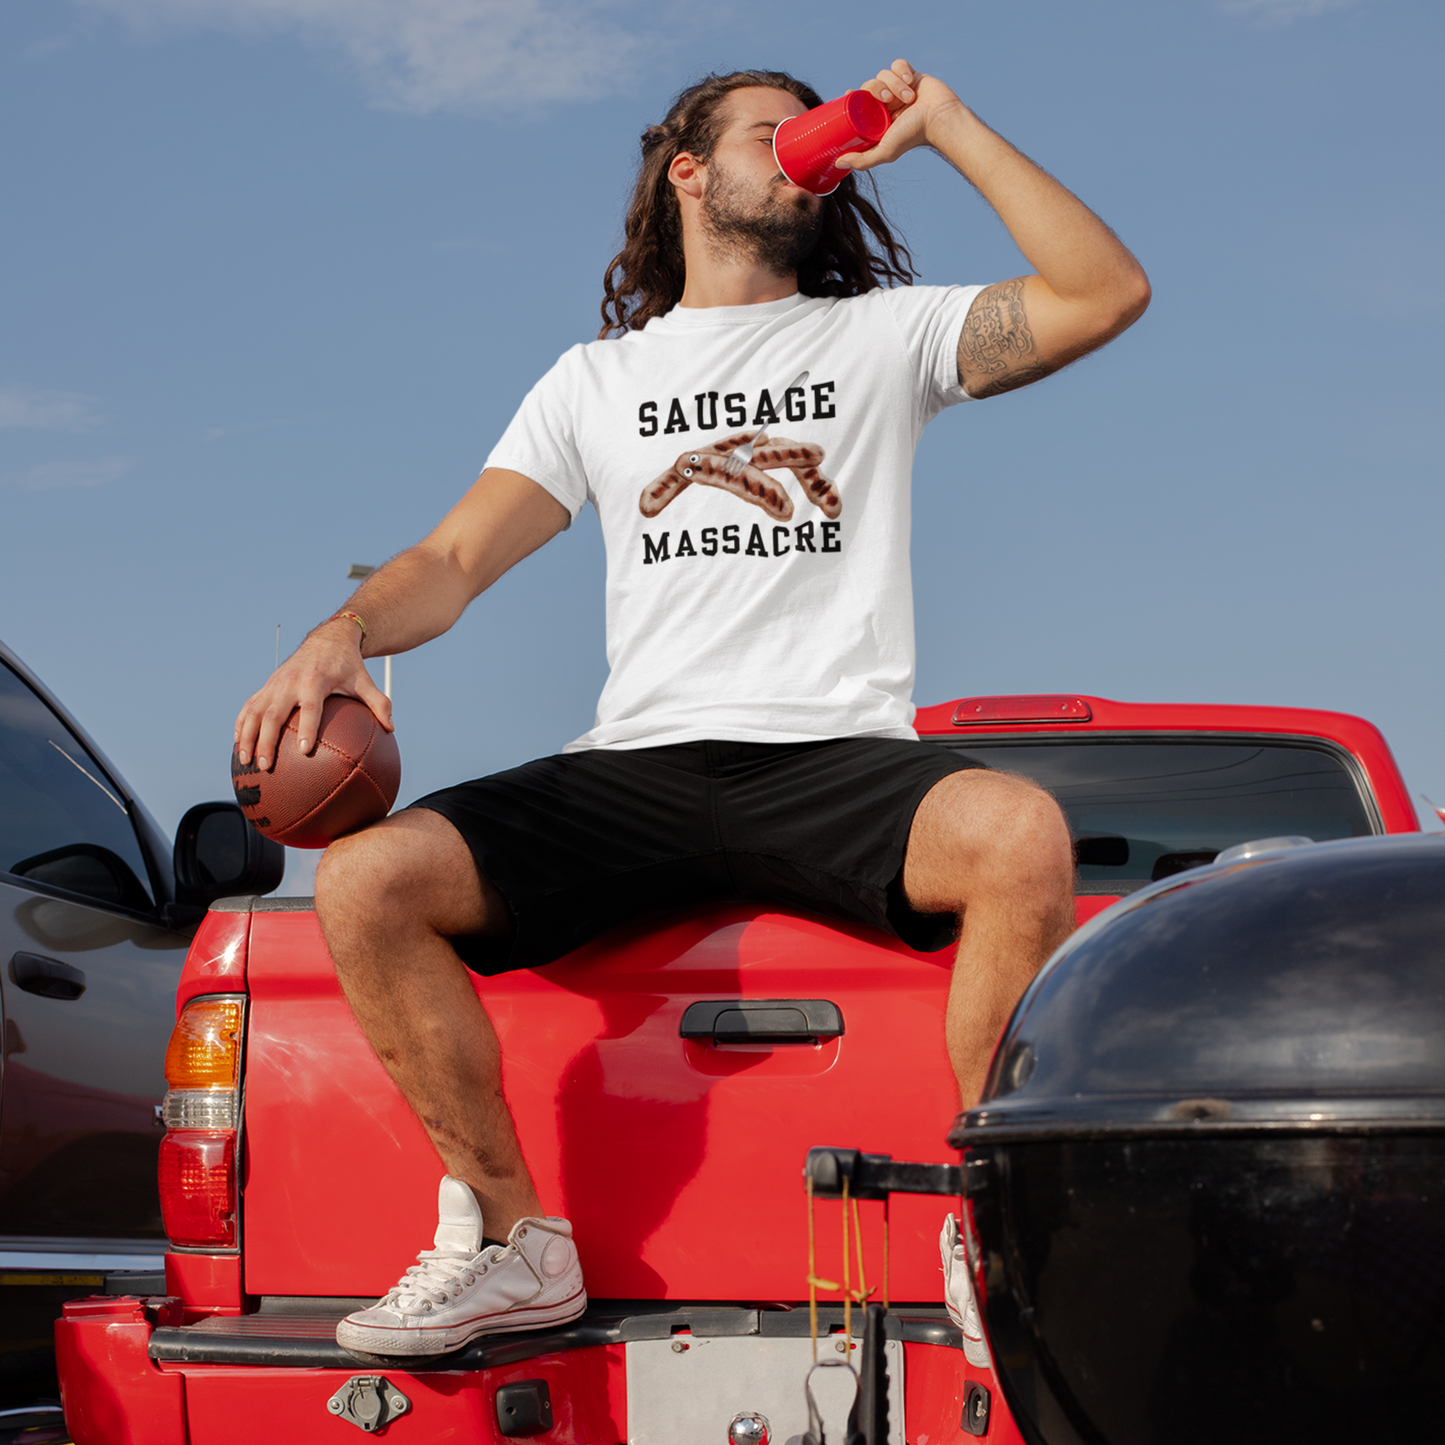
1223;0;1362;23
5;456;135;490
26;33;81;60
81;0;655;113
202;415;309;441
0;385;103;431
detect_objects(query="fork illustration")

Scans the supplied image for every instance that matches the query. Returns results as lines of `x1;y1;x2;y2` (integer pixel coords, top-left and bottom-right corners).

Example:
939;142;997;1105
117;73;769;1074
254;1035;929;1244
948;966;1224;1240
723;370;810;477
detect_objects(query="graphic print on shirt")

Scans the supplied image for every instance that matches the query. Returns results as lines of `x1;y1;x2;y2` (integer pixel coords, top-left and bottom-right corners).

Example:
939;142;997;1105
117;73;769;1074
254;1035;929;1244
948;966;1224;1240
482;284;982;750
639;431;841;522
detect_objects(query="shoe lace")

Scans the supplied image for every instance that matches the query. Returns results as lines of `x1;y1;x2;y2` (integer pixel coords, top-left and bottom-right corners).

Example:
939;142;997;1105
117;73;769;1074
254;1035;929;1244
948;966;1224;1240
385;1244;505;1312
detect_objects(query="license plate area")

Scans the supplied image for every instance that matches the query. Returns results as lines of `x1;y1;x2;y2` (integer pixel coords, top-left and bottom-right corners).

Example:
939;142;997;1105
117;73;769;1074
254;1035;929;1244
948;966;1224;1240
625;1334;905;1445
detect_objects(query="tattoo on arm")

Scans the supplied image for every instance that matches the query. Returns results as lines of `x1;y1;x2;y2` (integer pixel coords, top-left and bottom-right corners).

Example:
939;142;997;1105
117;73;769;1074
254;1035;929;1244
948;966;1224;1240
957;278;1056;399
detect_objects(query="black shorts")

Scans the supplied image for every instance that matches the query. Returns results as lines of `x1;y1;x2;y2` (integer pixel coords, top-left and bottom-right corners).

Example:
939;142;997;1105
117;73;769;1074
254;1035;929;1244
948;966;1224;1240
412;737;981;976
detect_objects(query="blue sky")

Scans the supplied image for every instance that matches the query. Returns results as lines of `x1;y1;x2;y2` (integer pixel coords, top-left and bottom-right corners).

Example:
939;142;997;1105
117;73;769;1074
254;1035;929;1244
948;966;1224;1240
3;0;1442;893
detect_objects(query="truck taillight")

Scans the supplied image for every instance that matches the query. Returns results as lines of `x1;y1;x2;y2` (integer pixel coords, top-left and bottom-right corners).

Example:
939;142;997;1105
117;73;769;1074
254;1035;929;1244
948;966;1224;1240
160;994;244;1249
158;1132;236;1246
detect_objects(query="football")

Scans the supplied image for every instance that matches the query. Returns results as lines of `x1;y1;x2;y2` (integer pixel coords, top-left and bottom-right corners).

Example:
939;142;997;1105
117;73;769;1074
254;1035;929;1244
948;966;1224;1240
231;695;401;849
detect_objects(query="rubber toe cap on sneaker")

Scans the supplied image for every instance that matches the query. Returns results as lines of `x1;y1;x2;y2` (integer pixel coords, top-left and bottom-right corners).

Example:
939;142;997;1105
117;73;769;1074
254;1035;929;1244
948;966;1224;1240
336;1313;453;1355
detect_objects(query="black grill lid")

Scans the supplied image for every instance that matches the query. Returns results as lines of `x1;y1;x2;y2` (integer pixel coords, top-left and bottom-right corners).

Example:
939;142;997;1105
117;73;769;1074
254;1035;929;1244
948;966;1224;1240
956;834;1445;1144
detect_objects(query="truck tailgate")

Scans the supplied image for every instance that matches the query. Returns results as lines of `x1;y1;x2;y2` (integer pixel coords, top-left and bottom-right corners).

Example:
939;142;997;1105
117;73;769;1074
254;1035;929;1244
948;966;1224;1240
241;904;965;1301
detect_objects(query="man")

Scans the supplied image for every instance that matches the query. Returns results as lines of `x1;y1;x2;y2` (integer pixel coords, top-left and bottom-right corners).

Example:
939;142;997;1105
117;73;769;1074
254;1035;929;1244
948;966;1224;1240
234;60;1149;1359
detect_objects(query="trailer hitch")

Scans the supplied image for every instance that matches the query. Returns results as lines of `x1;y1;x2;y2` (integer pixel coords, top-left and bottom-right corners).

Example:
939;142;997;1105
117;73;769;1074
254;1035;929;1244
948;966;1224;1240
801;1148;962;1445
800;1300;893;1445
803;1146;963;1200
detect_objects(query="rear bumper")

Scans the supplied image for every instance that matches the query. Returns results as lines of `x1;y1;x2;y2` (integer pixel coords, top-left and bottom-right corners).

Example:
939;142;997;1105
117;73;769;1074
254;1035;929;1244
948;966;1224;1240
56;1297;187;1445
60;1298;1014;1443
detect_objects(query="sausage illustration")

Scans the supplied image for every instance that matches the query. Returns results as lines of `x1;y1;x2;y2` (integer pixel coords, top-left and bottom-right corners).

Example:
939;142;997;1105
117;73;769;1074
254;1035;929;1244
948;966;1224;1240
753;437;841;518
677;449;794;521
791;466;842;519
636;430;837;521
637;433;750;517
750;439;823;470
706;432;754;457
641;463;690;518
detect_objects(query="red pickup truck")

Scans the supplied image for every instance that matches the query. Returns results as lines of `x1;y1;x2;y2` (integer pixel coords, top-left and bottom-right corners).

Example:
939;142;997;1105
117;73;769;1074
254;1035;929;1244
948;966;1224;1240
55;695;1420;1444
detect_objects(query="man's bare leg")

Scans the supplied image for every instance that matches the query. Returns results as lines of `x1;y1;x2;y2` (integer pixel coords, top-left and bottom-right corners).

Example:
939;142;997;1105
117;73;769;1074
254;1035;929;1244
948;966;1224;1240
314;808;542;1236
903;770;1076;1109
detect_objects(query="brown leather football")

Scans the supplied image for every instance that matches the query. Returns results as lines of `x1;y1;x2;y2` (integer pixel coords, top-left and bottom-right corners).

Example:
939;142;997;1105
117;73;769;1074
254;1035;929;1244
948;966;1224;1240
231;696;401;849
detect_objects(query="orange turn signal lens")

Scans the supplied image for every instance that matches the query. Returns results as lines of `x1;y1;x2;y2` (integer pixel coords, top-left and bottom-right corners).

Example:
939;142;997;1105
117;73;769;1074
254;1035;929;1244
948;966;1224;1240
165;997;243;1090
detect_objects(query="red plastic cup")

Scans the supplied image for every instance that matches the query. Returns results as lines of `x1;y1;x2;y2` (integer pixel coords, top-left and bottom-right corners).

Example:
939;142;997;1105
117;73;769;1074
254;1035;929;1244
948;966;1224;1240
773;90;891;196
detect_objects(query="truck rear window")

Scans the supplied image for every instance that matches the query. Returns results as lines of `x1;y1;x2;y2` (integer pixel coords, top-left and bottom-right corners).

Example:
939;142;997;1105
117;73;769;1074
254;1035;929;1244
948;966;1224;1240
934;739;1375;887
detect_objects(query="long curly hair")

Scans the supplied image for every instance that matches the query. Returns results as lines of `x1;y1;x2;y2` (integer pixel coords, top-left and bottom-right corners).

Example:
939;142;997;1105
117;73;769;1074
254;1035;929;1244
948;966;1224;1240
599;70;917;339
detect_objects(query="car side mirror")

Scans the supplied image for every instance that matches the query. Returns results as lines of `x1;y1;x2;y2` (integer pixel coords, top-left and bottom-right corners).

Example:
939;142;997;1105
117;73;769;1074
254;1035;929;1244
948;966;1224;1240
173;802;285;916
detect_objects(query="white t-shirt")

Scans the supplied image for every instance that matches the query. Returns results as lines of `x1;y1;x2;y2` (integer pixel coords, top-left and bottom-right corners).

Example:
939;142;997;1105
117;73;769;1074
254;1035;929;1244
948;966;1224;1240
485;284;982;751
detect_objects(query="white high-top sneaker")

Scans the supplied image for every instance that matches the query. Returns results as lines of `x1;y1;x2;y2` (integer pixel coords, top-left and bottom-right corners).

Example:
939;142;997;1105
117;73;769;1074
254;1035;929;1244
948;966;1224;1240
336;1176;587;1356
940;1214;992;1370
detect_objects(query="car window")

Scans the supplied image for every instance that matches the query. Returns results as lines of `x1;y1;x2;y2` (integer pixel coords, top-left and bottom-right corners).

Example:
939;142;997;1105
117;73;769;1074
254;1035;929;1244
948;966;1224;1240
938;739;1374;884
0;662;154;909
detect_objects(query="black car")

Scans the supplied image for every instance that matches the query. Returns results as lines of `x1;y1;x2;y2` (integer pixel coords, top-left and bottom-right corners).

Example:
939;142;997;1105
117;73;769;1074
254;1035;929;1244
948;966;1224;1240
0;640;282;1414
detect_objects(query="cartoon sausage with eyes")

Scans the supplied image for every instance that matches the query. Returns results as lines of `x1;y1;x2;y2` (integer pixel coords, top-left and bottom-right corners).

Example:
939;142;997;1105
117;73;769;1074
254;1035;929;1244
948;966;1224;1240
639;432;839;520
677;450;794;520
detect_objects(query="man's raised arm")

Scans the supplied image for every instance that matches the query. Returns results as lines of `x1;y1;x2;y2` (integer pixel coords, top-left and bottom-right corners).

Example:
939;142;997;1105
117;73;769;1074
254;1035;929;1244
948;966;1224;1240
234;469;569;771
837;60;1151;398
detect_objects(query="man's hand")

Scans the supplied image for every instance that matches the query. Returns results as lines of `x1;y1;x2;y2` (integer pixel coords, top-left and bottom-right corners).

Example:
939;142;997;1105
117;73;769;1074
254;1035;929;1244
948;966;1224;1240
838;57;1151;399
233;467;568;772
834;61;964;175
234;619;392;773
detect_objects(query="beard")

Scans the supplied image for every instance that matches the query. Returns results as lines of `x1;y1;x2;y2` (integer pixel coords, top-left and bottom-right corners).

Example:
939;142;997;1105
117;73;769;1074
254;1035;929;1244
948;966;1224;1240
700;157;824;277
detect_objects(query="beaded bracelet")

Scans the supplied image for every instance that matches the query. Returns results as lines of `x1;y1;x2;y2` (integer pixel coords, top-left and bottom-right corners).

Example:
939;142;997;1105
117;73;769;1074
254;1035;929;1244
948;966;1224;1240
329;611;367;643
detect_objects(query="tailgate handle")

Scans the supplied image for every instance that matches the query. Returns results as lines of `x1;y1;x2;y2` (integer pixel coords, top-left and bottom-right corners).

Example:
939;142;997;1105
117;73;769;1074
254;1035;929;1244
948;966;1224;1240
9;952;86;1001
680;999;843;1045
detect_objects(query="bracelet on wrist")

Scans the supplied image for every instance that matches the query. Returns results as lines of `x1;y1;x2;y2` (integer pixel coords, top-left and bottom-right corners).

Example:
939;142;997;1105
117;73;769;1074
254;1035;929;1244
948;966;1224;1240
329;611;367;645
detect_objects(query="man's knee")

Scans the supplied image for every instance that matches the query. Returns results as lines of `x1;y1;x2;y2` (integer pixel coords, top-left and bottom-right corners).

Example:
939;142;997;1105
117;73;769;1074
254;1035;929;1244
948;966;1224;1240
314;810;493;943
314;824;413;930
989;778;1072;872
908;770;1073;906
